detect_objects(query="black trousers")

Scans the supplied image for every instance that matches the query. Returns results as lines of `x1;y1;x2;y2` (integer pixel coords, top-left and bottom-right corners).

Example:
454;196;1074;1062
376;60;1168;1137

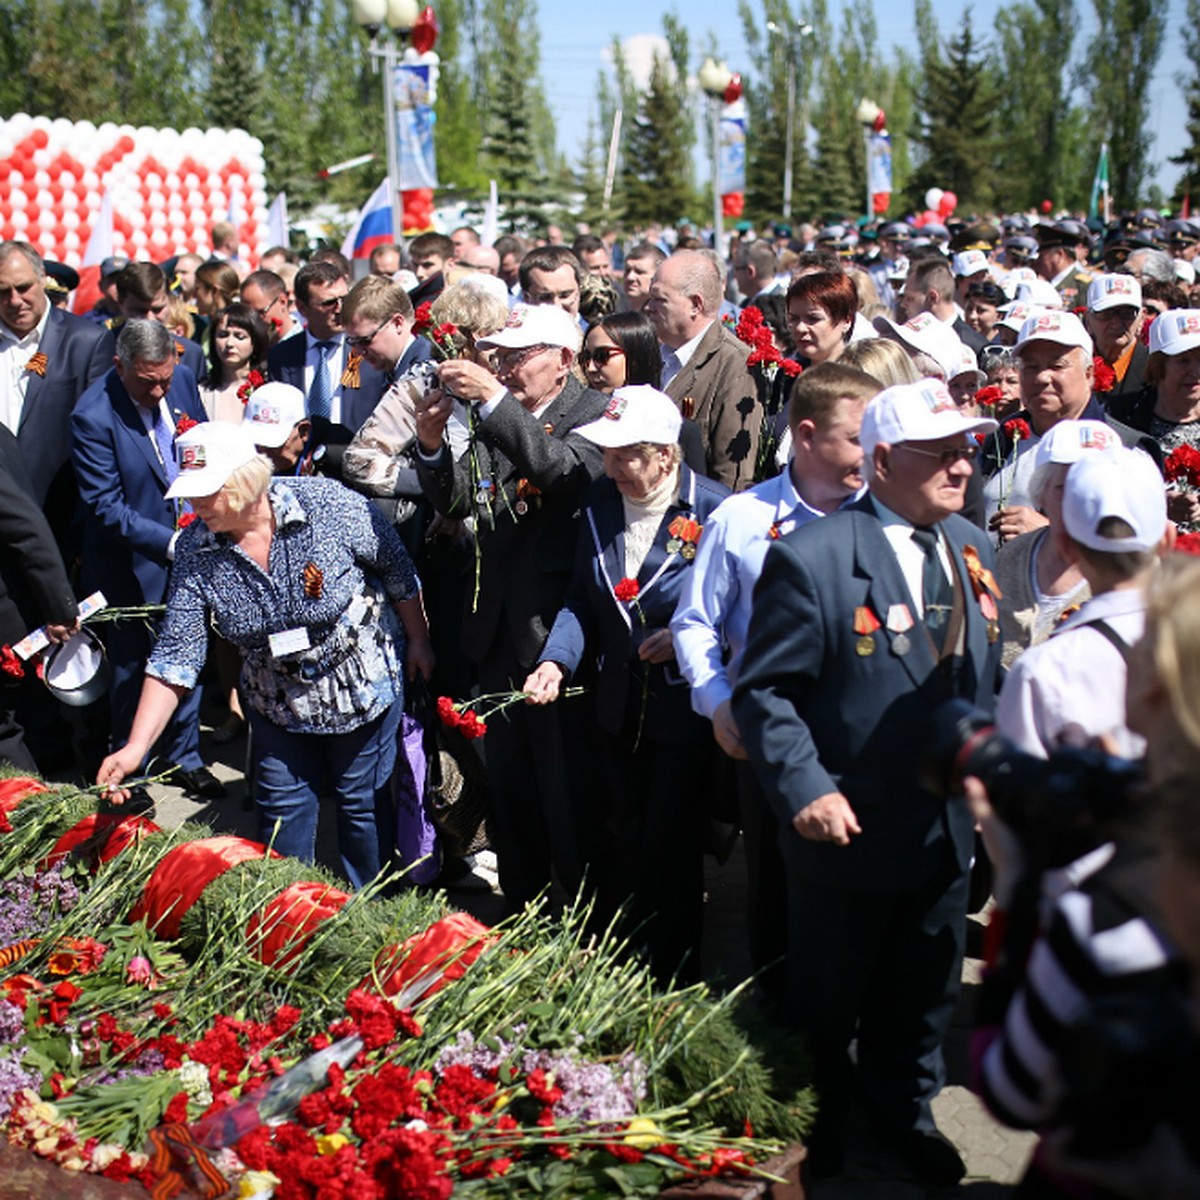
785;857;969;1148
735;759;788;998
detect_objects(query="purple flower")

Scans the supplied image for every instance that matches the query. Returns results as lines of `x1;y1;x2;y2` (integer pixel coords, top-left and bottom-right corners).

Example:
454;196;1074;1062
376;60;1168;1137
0;1056;42;1122
0;1001;23;1047
0;864;81;946
521;1048;646;1124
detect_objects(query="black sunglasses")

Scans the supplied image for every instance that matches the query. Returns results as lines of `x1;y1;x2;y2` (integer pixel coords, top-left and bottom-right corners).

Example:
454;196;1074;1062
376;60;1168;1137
579;346;625;368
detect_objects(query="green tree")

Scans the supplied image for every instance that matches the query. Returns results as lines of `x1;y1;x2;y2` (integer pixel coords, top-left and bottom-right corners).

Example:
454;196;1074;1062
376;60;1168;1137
621;51;695;227
993;0;1082;210
1169;0;1200;209
430;0;485;193
1083;0;1168;209
907;6;1001;212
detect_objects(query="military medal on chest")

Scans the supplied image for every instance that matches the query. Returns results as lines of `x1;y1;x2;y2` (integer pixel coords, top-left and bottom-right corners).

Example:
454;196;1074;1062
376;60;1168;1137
666;515;702;560
886;603;914;657
853;605;881;656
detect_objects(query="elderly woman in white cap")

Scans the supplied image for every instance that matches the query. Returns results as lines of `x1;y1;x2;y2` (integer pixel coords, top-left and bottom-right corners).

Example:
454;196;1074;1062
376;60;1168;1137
523;385;729;981
994;419;1124;667
97;422;434;889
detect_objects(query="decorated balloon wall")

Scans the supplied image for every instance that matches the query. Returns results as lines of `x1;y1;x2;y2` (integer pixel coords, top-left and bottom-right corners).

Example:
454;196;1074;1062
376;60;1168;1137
0;113;269;268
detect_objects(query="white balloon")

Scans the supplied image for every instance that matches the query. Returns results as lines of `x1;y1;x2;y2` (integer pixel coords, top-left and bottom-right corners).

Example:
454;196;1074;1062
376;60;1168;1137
32;149;51;170
10;211;27;231
131;229;148;247
33;170;50;190
60;170;76;189
84;191;101;211
75;120;96;139
111;230;126;250
37;209;56;230
64;230;80;250
9;114;32;136
164;172;180;191
10;188;28;210
97;122;118;141
149;210;167;229
62;210;80;230
0;137;13;159
35;189;53;208
61;191;78;211
82;170;99;190
145;171;162;190
8;170;23;189
148;192;165;211
30;115;51;133
250;188;267;208
129;209;146;229
924;187;944;210
65;248;81;267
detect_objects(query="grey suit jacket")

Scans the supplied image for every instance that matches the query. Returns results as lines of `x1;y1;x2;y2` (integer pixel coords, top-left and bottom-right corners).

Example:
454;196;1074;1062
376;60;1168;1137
416;374;609;668
733;495;1003;891
663;320;760;492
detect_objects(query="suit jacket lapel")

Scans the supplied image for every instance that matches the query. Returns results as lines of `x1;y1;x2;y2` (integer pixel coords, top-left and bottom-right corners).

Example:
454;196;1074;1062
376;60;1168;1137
636;466;698;595
664;322;719;408
113;382;168;488
18;308;67;430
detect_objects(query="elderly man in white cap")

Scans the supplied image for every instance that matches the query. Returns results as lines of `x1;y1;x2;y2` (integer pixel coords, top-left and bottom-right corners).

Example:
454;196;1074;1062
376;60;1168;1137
997;445;1165;759
242;381;312;474
1084;273;1147;403
982;310;1110;544
733;380;1000;1186
414;302;609;913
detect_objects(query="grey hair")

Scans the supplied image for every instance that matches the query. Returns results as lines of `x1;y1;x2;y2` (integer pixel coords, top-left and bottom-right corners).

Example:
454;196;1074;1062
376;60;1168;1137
0;241;45;277
221;455;274;512
1127;249;1176;284
116;318;176;366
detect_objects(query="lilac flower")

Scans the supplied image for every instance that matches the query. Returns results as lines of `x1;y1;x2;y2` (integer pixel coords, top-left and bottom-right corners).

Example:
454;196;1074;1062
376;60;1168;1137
0;1001;23;1046
521;1048;646;1125
0;863;81;946
93;1046;166;1086
0;1056;42;1122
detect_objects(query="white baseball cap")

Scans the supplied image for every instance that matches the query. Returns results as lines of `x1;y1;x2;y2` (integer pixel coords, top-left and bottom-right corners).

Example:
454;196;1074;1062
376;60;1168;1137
1176;259;1196;286
873;311;967;379
1015;309;1094;357
1063;448;1166;554
951;249;989;278
476;303;581;353
1028;419;1123;508
1012;278;1065;310
242;382;307;449
1001;265;1038;299
1148;308;1200;357
948;342;985;384
997;301;1036;334
576;385;682;448
1087;273;1143;313
166;421;261;500
860;380;997;459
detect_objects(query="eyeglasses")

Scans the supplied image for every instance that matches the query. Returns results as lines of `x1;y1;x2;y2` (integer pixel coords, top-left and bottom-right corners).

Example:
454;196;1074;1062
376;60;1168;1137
312;293;346;311
250;293;282;319
578;346;625;368
494;343;551;371
346;318;391;351
897;443;979;466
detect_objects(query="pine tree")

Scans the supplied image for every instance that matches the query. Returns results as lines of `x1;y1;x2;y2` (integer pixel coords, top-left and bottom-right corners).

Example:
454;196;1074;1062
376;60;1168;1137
621;52;695;228
1084;0;1168;209
907;7;1001;212
1169;0;1200;210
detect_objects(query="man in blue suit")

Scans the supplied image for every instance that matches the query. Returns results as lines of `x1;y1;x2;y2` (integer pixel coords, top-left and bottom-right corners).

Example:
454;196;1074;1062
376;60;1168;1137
266;260;388;447
0;241;114;534
733;380;1002;1186
71;320;221;799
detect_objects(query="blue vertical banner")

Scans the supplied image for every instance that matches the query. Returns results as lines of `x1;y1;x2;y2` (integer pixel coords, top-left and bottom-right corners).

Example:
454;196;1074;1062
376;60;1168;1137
717;98;747;195
867;131;892;196
393;62;438;190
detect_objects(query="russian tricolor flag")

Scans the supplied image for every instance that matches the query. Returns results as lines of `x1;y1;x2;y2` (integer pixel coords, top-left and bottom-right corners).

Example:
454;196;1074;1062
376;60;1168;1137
341;178;394;261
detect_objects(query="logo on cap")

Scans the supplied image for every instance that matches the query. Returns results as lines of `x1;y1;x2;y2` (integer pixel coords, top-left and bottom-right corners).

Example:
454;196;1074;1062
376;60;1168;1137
920;385;956;414
1079;426;1116;450
505;308;526;328
179;445;207;471
906;313;937;331
1177;313;1200;335
1104;276;1135;295
603;394;628;420
1034;313;1063;332
251;405;280;425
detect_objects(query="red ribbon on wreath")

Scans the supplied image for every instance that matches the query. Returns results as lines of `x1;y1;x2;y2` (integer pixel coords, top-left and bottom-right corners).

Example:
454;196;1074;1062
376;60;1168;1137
371;912;493;999
244;881;351;971
42;812;162;873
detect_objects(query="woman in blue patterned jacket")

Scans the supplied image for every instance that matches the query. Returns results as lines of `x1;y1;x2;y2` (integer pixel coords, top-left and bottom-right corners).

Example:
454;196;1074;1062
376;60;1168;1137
97;421;434;889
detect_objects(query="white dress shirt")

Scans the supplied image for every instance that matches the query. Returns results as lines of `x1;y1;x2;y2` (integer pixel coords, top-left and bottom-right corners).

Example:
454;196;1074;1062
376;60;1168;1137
869;494;953;622
671;466;863;719
0;305;50;434
304;331;347;424
996;587;1146;760
659;321;713;390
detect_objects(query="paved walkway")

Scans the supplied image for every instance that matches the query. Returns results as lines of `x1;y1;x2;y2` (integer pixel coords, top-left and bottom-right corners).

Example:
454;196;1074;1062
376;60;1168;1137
137;723;1036;1197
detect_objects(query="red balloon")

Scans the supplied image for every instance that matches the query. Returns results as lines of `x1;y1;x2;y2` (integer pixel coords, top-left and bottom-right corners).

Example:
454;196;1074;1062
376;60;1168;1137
31;129;49;150
872;191;891;215
0;201;11;219
938;190;958;217
53;224;67;241
118;135;135;154
1040;198;1053;214
19;159;36;181
723;74;743;105
410;5;439;53
49;181;64;202
9;149;27;170
401;187;434;233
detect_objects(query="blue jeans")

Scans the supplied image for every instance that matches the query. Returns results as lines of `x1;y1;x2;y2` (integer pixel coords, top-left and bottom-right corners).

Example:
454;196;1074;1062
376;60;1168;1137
248;703;401;890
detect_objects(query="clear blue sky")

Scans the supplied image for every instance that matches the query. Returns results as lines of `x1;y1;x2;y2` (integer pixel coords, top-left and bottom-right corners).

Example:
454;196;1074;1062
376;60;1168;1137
539;0;1191;202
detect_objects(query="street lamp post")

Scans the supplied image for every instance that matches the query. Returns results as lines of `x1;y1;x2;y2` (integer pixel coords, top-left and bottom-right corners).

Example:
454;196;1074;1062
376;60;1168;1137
854;97;881;226
766;20;813;223
353;0;420;243
698;57;733;261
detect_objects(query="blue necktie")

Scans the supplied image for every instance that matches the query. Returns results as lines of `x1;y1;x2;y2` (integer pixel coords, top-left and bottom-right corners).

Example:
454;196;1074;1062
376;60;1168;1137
151;407;179;484
309;341;334;419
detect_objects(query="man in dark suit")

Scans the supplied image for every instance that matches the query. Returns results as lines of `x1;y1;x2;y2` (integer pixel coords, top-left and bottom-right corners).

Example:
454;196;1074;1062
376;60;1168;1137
414;303;609;911
0;241;114;532
898;255;989;357
645;249;760;491
266;260;388;446
111;262;208;384
0;423;79;770
733;380;1002;1185
71;320;221;799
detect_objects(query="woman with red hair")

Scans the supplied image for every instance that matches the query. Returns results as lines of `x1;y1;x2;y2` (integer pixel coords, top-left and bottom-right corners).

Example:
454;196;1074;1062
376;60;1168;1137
785;270;858;367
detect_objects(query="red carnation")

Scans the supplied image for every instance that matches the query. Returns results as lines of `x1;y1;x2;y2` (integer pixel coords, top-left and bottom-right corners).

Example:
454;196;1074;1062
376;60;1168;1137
345;987;399;1050
177;511;197;529
974;384;1004;408
1165;444;1200;487
781;358;803;377
413;302;434;335
163;1092;189;1124
734;306;765;345
436;696;460;727
174;414;198;437
1092;355;1117;394
1002;417;1032;441
0;645;24;680
1174;531;1200;555
460;712;486;740
613;577;640;602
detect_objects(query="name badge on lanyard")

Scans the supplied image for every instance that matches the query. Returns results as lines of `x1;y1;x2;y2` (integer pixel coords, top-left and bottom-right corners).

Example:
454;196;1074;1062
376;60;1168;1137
269;627;312;658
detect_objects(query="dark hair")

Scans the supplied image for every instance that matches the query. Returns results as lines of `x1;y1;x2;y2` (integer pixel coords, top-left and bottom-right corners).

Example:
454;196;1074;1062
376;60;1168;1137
624;242;667;269
595;311;662;387
409;232;454;262
907;257;955;299
242;269;286;301
208;301;271;382
310;247;352;280
493;234;525;262
1142;279;1189;311
786;270;858;329
791;249;841;274
294;260;344;307
572;234;605;258
116;261;167;303
518;245;584;292
965;280;1007;308
787;361;881;429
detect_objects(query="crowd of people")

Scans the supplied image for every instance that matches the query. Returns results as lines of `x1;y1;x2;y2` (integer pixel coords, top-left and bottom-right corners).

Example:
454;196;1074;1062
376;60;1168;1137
2;202;1200;1192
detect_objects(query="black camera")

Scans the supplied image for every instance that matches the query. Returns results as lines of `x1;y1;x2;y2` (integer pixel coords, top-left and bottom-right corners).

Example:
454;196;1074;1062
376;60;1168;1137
922;699;1144;870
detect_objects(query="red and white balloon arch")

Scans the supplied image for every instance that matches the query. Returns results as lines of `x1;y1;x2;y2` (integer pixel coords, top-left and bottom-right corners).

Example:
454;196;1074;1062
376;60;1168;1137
0;113;270;269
